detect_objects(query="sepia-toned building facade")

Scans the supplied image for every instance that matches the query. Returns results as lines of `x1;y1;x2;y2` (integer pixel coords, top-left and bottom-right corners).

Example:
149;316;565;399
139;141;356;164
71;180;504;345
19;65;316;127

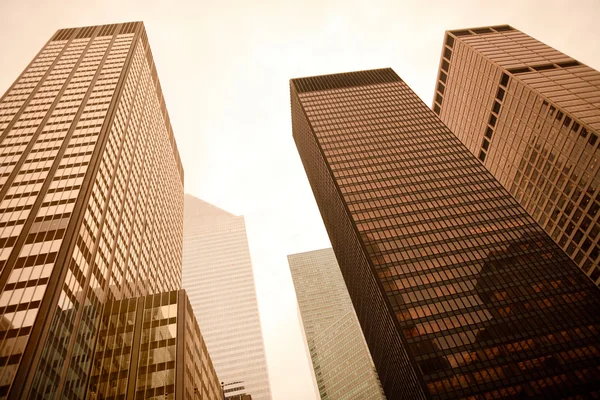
182;195;272;400
225;394;253;400
0;22;185;399
288;248;385;400
89;289;223;400
290;68;600;399
433;25;600;285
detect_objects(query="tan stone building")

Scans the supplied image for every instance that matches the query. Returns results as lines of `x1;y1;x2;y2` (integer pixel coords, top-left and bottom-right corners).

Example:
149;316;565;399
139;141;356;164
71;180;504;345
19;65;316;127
433;25;600;284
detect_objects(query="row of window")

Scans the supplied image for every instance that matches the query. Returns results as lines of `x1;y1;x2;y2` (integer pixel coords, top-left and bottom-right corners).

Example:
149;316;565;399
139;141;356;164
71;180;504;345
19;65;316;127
296;77;600;399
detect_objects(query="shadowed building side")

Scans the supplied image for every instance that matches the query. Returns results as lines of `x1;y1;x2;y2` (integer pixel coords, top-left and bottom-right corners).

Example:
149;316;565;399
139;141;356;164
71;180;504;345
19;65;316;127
290;68;600;399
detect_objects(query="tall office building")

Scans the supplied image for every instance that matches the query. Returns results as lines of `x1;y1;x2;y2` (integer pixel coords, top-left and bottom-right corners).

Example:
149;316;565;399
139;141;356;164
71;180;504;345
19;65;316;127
290;68;600;399
0;22;186;399
433;25;600;284
90;289;223;400
182;195;272;400
288;248;385;400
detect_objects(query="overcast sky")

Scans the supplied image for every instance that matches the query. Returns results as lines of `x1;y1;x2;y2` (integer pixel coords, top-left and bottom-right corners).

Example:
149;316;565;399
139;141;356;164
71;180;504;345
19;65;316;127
1;1;600;398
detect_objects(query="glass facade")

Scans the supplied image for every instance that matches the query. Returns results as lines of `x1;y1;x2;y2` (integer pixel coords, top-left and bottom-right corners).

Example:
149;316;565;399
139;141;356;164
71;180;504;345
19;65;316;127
434;25;600;285
0;22;185;398
288;248;385;400
290;68;600;399
89;289;222;400
182;195;272;400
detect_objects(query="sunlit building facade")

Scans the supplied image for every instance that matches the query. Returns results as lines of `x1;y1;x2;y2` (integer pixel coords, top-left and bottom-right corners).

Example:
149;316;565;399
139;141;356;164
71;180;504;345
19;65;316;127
182;195;272;400
433;25;600;285
89;289;222;400
0;22;185;398
290;68;600;399
288;248;385;400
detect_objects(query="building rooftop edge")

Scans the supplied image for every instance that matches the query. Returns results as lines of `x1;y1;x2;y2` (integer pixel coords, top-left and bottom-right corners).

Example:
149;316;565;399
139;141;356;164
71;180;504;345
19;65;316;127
52;21;145;35
445;24;516;36
290;68;400;93
50;21;184;185
287;248;335;260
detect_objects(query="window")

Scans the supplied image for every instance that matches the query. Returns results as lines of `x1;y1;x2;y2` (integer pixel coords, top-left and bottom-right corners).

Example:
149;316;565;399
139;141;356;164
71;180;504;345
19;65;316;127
482;139;490;150
440;71;447;84
557;60;580;68
444;48;452;60
492;25;514;32
441;60;450;73
507;67;531;74
451;30;471;37
437;82;445;95
496;88;505;101
532;64;555;71
492;101;501;114
471;27;493;34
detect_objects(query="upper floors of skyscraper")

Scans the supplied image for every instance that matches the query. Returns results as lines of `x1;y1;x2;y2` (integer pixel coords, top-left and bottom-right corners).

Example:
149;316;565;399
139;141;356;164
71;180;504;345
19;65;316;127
433;25;600;285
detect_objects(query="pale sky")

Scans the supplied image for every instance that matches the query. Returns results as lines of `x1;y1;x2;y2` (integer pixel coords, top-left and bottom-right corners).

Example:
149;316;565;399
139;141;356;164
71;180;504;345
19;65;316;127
1;1;599;399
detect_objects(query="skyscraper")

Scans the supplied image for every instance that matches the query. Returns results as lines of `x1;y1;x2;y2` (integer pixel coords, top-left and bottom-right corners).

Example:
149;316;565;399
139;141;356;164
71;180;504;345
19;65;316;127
290;68;600;399
432;25;600;284
90;289;222;399
0;22;186;398
182;195;272;400
288;248;385;400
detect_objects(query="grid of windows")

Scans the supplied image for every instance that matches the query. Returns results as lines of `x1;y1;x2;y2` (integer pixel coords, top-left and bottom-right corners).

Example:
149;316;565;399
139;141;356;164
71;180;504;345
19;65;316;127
182;195;272;400
89;290;222;400
0;22;184;399
436;26;600;285
288;249;385;400
291;68;600;399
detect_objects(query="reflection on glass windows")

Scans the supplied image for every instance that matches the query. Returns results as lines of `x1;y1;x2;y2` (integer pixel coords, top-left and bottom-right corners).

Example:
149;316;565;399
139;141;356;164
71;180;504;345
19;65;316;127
0;22;184;399
89;290;222;400
291;68;600;399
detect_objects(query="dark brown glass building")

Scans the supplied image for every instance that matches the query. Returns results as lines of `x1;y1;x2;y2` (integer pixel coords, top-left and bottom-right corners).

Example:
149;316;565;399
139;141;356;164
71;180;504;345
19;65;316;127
0;22;186;398
290;68;600;399
433;25;600;285
90;289;223;400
